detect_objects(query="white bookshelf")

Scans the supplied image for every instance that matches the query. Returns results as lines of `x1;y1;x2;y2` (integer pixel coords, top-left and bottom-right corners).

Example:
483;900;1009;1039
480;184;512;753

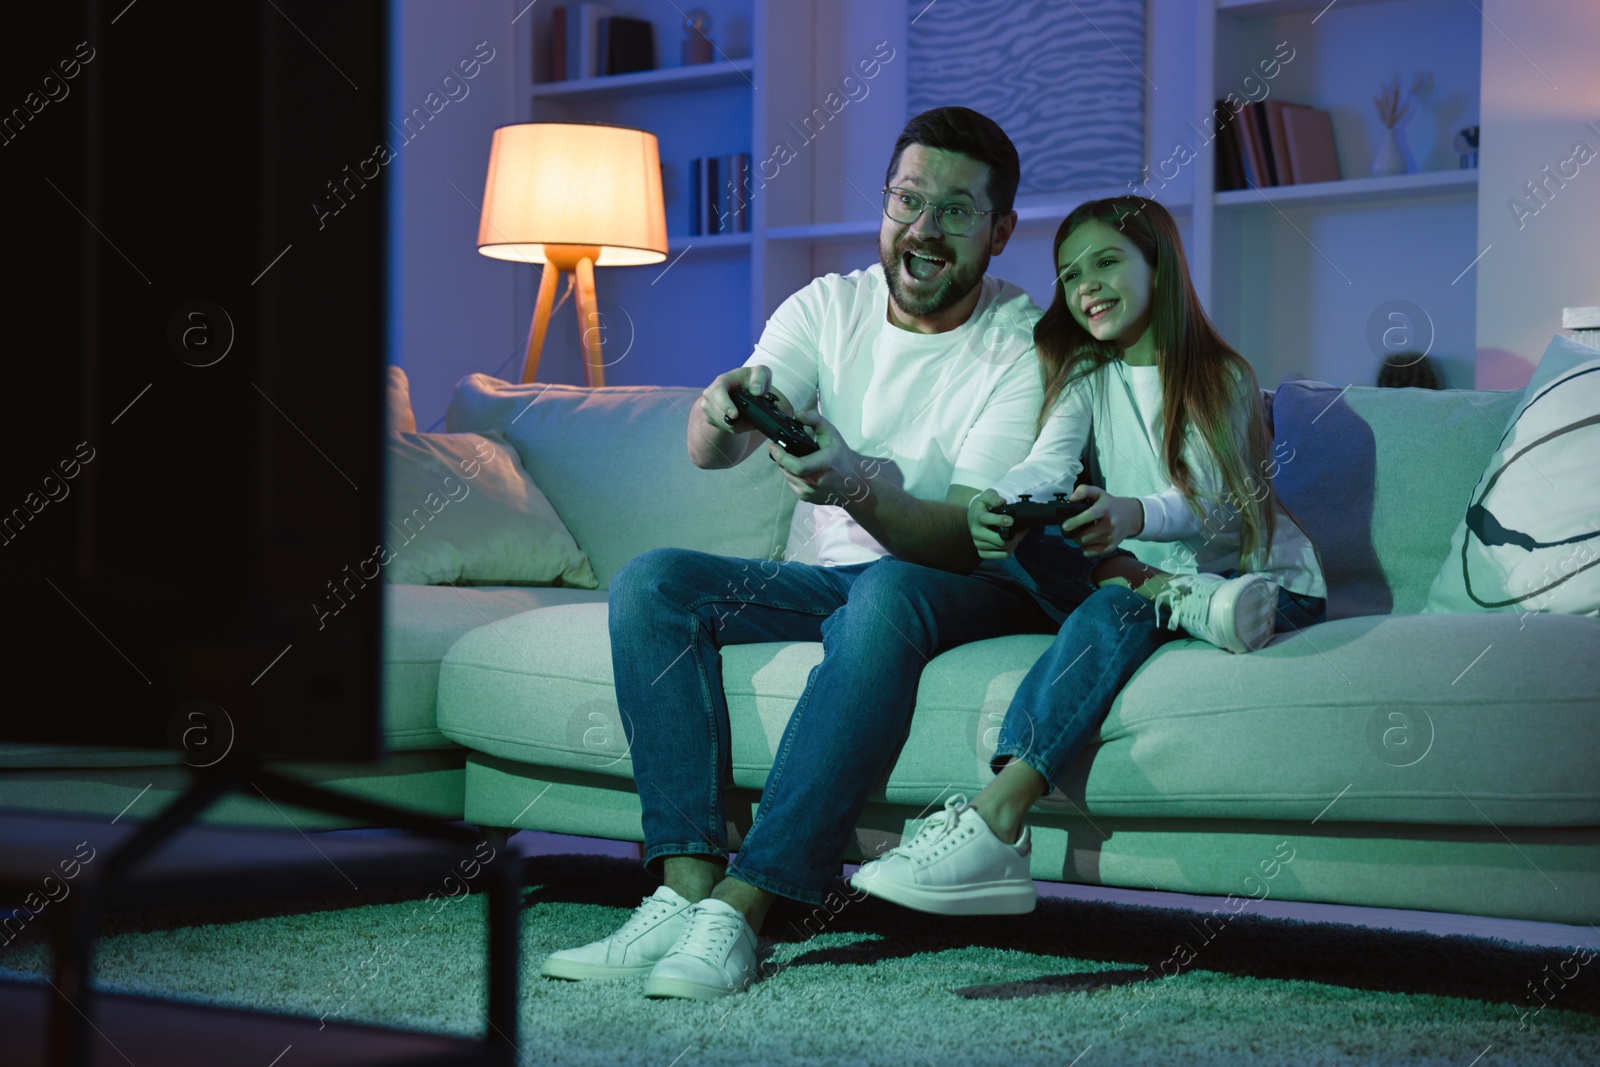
1191;0;1483;388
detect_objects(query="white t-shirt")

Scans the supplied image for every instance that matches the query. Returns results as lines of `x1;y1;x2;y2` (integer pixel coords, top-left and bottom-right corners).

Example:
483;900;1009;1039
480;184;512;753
748;263;1043;567
993;360;1326;597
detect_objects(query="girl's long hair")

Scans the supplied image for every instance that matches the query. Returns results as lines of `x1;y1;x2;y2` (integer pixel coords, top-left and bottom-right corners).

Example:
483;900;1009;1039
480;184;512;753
1035;196;1276;563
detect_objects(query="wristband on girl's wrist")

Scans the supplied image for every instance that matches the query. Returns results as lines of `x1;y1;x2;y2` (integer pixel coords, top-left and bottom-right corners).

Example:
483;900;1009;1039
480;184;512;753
1134;498;1145;536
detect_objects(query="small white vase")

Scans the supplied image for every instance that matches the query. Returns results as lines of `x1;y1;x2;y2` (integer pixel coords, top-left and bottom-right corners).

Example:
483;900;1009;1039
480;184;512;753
1371;128;1408;178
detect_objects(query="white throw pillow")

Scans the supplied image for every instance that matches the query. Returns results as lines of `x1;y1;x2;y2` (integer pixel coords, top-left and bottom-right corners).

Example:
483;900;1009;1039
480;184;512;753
1424;335;1600;616
382;429;597;588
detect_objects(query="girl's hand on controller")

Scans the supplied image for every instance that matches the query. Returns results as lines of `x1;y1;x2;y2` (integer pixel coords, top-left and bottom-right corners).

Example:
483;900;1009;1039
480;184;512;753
1061;485;1144;556
968;489;1015;560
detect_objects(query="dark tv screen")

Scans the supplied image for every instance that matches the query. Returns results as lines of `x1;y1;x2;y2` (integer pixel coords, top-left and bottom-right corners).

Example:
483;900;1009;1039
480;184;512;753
0;2;390;761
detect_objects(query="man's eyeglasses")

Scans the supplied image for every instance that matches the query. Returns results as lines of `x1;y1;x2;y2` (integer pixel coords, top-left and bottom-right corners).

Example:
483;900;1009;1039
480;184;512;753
881;187;1000;237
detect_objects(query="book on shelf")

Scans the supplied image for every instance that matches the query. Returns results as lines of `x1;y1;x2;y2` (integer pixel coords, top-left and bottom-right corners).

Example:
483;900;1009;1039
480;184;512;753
731;152;751;232
716;153;750;234
1213;101;1247;192
1249;103;1278;185
551;2;610;80
1223;100;1340;189
1236;103;1267;187
600;16;655;75
687;157;701;236
686;154;752;236
547;6;566;81
1264;100;1309;186
1280;107;1341;184
702;155;720;235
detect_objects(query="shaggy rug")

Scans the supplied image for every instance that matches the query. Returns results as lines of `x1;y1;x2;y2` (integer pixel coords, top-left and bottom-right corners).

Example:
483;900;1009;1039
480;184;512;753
2;853;1596;1067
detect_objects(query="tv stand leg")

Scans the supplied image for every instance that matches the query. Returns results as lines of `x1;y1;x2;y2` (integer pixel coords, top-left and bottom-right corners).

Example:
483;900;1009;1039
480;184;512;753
46;760;523;1067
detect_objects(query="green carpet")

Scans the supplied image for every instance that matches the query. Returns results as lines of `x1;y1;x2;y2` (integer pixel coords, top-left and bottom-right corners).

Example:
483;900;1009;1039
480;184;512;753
3;853;1597;1066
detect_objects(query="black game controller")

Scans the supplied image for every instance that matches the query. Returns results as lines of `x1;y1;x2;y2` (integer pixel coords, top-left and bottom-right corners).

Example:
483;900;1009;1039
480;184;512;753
991;493;1091;540
729;386;819;457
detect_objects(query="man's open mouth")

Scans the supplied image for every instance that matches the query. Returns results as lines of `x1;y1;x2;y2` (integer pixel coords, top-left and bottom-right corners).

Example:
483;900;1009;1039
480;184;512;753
903;247;948;283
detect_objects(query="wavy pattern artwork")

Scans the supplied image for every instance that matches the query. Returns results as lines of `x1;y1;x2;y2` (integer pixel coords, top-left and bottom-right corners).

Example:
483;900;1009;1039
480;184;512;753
906;0;1145;195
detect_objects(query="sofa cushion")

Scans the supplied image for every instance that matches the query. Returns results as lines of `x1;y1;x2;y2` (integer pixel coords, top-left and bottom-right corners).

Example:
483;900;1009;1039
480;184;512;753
445;376;797;586
383;430;597;589
1425;335;1600;617
890;613;1600;827
436;602;826;781
435;600;1600;827
1271;382;1520;618
384;584;606;750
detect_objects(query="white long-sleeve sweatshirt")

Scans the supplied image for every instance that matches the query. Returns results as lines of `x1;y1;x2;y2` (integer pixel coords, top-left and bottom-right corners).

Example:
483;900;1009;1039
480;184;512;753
992;360;1325;597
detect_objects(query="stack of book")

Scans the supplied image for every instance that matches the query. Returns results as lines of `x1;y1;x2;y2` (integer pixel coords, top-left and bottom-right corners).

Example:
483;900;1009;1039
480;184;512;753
546;5;655;80
688;154;751;236
1215;100;1341;191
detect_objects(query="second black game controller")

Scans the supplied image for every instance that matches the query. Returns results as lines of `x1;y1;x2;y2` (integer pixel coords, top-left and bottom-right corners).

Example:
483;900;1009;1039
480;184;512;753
991;493;1091;540
729;386;819;457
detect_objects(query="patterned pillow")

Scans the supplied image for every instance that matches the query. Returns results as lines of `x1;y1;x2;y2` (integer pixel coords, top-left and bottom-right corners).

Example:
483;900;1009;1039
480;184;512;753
1424;335;1600;616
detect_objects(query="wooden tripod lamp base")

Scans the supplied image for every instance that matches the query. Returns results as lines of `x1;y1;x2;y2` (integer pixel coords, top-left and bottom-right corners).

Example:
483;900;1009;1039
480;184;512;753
521;244;605;387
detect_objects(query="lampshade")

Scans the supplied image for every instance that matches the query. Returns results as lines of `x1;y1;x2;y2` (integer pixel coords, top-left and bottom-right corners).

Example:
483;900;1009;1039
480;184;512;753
476;122;668;267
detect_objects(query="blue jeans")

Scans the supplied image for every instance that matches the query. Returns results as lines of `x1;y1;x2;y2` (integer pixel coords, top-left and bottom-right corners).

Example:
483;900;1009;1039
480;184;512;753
609;547;1056;904
994;529;1327;785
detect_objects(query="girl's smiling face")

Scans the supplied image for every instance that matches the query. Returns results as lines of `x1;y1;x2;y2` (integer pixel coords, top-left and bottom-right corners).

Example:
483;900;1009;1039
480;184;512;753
1056;219;1155;362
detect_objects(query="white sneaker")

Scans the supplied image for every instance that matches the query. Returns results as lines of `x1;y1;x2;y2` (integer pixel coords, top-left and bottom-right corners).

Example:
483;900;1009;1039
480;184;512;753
643;898;759;1000
539;885;693;980
1153;572;1277;654
848;795;1035;915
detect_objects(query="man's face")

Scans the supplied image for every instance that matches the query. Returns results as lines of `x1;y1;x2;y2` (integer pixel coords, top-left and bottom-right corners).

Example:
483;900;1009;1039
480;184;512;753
878;145;1010;329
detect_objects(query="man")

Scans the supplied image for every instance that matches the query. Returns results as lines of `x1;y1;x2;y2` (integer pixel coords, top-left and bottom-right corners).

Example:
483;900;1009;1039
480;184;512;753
540;107;1054;999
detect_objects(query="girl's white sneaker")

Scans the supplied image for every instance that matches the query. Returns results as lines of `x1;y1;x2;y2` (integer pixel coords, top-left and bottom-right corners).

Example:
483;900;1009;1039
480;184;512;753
1154;572;1278;653
849;795;1035;915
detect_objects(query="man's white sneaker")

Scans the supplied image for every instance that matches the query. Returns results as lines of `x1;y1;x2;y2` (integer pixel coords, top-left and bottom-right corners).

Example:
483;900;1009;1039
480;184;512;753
1153;572;1277;654
848;795;1035;915
539;885;693;980
643;898;759;1000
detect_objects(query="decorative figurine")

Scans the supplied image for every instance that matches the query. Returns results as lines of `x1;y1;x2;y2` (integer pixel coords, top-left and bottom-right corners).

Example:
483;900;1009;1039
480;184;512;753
682;8;713;65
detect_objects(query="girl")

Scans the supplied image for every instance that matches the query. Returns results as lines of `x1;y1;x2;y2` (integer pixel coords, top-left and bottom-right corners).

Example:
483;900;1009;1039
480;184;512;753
851;196;1326;916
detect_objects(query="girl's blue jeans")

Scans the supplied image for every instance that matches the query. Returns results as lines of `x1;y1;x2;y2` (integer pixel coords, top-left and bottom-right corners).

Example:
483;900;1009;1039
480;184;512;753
608;547;1057;905
993;527;1326;786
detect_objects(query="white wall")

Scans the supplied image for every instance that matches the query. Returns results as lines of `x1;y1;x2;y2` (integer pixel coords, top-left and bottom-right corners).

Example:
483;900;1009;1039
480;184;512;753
390;0;521;429
1475;0;1600;389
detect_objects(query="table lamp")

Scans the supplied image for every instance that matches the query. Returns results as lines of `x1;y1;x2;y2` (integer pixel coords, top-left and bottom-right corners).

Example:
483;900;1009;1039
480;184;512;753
477;122;668;386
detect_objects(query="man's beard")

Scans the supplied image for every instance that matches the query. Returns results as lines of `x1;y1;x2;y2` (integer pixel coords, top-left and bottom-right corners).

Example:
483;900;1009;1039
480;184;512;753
879;233;990;321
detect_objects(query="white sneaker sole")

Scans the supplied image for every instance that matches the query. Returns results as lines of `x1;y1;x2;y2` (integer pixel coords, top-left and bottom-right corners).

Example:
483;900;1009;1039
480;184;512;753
540;956;657;980
849;869;1036;915
1224;577;1278;654
643;973;750;1000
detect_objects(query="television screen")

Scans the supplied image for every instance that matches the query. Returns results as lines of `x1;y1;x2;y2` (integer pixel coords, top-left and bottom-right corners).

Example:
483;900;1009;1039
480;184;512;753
0;2;390;760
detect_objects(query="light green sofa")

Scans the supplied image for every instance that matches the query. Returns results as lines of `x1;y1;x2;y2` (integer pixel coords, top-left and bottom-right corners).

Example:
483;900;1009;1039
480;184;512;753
430;374;1600;926
7;370;1594;926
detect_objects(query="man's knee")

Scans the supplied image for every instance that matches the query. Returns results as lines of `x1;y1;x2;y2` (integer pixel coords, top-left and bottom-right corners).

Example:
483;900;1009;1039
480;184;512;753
610;547;708;620
843;560;925;611
832;560;950;645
